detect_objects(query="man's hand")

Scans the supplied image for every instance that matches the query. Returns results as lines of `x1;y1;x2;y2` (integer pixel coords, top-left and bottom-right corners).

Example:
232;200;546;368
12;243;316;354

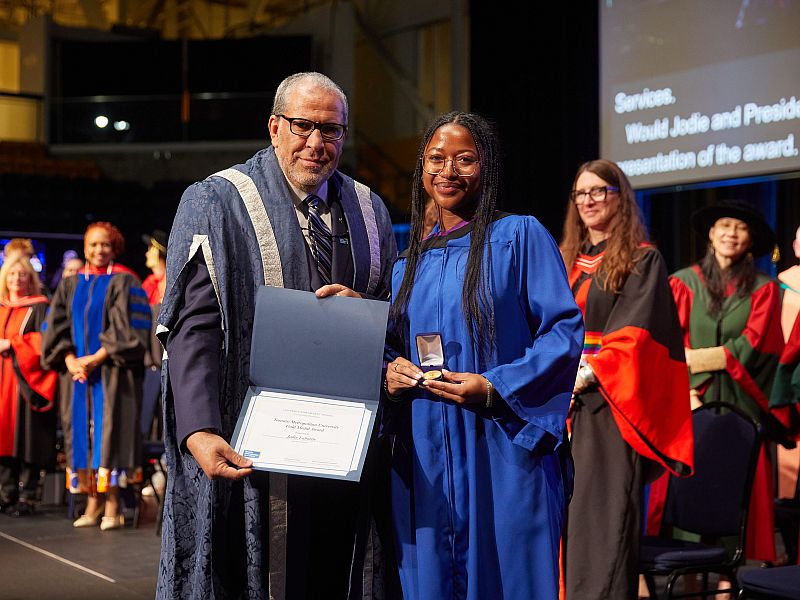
423;369;488;405
315;284;362;298
186;430;253;480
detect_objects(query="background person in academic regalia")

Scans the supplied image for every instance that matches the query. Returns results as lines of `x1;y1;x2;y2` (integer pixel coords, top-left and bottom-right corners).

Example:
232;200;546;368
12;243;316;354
0;254;57;517
141;230;167;441
777;225;800;510
384;112;583;600
561;159;694;599
156;72;398;599
2;238;49;298
670;201;786;567
142;230;167;306
772;309;800;564
779;225;800;340
49;250;83;292
42;222;150;531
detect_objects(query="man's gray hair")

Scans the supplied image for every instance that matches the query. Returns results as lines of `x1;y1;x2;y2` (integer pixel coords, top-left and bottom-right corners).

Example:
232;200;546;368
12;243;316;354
271;72;349;122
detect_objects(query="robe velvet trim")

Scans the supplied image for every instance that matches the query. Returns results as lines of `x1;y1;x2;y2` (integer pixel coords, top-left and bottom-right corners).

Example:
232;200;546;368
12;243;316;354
569;244;693;477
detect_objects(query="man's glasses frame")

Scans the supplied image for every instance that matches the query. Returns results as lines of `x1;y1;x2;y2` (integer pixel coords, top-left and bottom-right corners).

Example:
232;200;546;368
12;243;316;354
570;185;619;205
278;115;347;141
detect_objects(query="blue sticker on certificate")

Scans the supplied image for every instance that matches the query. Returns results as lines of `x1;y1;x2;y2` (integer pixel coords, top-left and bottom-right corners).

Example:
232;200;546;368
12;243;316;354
242;450;261;459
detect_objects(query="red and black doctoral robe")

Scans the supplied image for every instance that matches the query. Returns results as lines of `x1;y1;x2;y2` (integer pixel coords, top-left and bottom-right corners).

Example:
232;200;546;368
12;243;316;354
569;244;694;475
0;295;57;466
563;242;693;599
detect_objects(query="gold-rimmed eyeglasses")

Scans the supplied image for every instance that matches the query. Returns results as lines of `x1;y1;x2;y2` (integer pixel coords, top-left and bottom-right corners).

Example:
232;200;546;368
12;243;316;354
423;154;480;177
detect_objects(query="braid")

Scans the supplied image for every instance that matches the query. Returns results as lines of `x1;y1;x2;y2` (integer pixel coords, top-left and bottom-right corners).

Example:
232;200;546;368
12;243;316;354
389;112;500;364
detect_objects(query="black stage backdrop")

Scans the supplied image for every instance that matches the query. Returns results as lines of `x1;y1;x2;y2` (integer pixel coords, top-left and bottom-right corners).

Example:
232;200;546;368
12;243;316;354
469;2;600;238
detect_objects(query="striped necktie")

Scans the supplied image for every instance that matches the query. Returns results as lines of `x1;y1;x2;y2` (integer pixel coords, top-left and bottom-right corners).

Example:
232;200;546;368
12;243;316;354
305;194;333;285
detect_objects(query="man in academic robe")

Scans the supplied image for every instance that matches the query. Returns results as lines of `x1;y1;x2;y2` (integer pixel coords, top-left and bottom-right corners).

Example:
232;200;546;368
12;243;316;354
156;72;398;599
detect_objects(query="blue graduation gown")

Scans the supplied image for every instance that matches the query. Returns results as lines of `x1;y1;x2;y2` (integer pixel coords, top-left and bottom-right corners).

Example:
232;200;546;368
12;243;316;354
386;214;583;600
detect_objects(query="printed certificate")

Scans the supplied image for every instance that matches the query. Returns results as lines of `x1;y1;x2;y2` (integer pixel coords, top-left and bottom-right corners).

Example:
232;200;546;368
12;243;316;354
231;286;389;482
232;389;376;480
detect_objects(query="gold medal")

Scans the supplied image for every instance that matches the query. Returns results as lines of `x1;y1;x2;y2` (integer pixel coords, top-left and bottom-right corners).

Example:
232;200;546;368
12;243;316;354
423;370;442;380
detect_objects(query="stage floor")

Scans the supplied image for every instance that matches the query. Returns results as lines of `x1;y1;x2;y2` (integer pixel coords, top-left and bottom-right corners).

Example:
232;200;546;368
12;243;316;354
0;504;160;600
0;502;784;599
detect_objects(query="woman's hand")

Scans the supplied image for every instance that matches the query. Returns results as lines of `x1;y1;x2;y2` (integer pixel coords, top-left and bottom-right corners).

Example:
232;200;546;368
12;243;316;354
573;373;589;395
65;354;88;382
0;339;10;356
76;347;109;379
423;369;488;405
386;356;423;397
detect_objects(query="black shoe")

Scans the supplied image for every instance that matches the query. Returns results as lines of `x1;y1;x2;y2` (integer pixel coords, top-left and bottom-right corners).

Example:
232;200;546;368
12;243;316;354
10;501;35;517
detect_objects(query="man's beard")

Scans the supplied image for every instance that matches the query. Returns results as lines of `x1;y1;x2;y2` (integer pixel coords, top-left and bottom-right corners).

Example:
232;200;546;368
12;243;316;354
286;157;337;192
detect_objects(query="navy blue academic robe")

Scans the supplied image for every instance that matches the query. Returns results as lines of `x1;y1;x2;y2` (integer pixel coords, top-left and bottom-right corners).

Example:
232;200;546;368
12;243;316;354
156;146;397;600
385;214;583;600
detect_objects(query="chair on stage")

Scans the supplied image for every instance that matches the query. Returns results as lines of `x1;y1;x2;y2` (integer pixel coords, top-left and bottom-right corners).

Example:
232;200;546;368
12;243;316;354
640;401;762;599
738;565;800;599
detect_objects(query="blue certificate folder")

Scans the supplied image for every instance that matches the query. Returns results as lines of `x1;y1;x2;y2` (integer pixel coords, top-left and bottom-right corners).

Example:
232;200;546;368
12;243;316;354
231;286;389;482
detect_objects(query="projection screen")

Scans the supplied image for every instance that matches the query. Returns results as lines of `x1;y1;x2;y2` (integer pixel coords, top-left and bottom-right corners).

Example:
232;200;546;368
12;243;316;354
600;0;800;189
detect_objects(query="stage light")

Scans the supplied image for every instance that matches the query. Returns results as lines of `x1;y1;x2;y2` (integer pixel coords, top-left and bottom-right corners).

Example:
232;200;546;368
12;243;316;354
113;120;130;131
95;115;109;128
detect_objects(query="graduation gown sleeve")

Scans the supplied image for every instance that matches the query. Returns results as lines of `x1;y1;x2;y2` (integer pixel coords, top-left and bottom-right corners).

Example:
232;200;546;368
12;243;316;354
771;313;800;435
483;217;584;452
41;277;76;371
722;281;784;411
99;274;150;366
588;249;693;476
10;302;57;410
165;254;224;447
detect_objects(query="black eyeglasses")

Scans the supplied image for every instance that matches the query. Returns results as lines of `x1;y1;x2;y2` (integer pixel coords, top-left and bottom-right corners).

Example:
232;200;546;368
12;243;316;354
422;154;480;177
278;115;347;141
570;185;619;205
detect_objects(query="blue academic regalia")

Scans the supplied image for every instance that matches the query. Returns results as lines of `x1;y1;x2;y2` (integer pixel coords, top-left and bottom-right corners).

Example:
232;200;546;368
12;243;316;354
156;146;397;599
386;214;583;600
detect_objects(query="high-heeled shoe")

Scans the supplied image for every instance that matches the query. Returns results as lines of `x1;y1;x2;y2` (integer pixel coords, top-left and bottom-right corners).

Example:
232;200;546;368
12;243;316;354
73;513;101;527
73;500;105;527
99;514;124;531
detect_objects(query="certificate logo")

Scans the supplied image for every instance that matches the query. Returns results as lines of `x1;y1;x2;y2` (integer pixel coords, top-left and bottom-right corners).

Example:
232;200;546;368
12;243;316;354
243;450;261;459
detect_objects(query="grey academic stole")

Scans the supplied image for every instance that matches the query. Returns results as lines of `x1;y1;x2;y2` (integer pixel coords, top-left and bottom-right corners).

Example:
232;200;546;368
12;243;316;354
211;167;380;600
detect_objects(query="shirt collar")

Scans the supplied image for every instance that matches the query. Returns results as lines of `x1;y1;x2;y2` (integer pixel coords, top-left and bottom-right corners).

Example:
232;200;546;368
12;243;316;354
286;178;330;212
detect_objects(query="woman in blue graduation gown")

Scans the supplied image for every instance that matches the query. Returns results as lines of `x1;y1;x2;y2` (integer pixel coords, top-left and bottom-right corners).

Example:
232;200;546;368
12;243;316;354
384;112;583;600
